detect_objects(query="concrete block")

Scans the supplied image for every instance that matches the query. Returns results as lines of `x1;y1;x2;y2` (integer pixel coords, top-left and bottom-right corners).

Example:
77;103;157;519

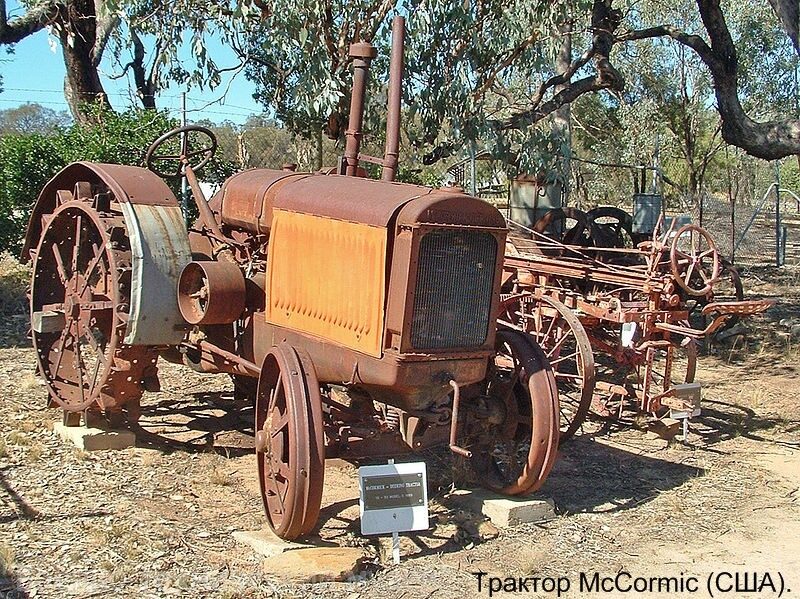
232;528;308;558
646;418;681;441
53;422;136;451
447;489;556;528
262;547;366;583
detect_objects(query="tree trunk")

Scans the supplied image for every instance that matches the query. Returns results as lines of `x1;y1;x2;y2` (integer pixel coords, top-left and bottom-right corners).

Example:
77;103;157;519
550;21;573;208
59;0;110;123
131;31;157;109
314;127;323;171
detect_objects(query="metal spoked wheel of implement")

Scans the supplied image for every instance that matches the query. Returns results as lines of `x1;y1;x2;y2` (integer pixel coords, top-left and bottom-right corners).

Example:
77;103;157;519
254;343;324;540
586;206;634;249
466;329;559;495
670;224;721;296
533;208;593;246
498;294;594;444
30;199;154;421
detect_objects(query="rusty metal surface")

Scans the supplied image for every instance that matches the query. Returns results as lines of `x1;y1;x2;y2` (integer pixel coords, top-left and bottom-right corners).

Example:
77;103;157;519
343;41;377;176
22;162;179;262
120;202;191;345
273;174;433;227
499;294;595;443
266;210;387;357
381;16;405;182
670;223;722;296
178;260;245;325
30;199;154;418
255;343;324;539
464;329;559;495
395;190;508;229
503;215;773;418
217;169;308;232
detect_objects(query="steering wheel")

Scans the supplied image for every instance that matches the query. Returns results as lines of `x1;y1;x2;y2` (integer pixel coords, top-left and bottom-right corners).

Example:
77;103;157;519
145;125;218;178
670;224;721;296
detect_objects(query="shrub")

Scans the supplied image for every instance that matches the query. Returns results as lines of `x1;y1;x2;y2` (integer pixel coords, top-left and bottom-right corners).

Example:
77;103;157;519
0;134;66;254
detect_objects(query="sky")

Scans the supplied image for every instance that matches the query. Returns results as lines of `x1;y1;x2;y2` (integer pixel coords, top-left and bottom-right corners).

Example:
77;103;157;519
0;0;264;124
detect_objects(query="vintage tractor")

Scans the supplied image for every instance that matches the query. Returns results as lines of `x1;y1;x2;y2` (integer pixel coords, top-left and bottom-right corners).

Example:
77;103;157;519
22;18;559;539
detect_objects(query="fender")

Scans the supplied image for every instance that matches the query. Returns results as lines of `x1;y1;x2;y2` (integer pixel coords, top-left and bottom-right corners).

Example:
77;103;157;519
23;162;191;346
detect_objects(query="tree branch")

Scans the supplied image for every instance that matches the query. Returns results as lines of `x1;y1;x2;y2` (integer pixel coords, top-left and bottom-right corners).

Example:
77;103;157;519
493;0;625;131
0;0;58;45
621;0;800;161
92;3;118;67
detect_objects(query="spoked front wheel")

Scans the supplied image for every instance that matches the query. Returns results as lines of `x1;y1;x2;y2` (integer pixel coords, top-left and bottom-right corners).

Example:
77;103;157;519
255;344;325;540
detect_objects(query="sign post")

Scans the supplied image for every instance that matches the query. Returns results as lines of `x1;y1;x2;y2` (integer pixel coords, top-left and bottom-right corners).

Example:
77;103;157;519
358;460;428;565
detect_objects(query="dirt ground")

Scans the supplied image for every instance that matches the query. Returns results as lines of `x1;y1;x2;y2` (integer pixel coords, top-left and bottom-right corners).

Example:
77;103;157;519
1;259;799;599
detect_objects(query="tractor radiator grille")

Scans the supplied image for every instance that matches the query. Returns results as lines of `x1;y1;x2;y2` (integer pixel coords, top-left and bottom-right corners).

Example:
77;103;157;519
411;229;497;350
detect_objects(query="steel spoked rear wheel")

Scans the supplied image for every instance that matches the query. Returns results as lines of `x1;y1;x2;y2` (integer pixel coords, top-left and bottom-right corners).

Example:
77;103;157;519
30;200;153;419
255;344;324;539
498;295;594;443
468;329;559;495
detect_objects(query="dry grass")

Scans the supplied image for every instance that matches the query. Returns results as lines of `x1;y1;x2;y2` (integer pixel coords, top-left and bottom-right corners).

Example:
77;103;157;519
0;253;29;316
27;443;44;461
0;254;31;345
6;431;31;446
0;543;14;577
0;437;6;459
208;467;233;487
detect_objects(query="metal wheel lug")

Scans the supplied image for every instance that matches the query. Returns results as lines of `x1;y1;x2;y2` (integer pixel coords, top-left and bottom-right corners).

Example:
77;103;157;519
255;430;268;453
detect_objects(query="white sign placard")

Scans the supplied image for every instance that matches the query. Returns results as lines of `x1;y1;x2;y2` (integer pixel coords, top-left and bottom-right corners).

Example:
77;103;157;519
358;461;429;536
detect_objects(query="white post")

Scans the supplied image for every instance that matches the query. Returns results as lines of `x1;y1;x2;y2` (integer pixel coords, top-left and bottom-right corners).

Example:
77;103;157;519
180;91;189;222
392;532;400;565
387;458;400;564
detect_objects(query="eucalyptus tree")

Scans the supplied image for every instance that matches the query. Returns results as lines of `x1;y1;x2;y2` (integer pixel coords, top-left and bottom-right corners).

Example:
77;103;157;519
0;0;255;121
239;0;403;164
405;0;800;169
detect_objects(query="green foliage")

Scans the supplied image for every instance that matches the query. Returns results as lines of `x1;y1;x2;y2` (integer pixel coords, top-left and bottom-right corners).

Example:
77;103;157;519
0;133;66;253
60;105;177;165
0;106;245;254
0;103;72;135
242;0;403;139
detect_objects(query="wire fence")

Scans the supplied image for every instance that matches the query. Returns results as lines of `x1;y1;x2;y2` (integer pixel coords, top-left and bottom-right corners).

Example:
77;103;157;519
681;189;800;268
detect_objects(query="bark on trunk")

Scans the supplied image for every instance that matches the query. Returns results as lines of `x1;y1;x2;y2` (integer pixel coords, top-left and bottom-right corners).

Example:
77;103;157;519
59;0;110;123
131;30;156;109
551;22;573;207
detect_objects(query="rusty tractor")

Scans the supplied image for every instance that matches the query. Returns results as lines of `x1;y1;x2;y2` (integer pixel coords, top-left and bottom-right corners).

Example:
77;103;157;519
22;18;560;540
500;211;774;441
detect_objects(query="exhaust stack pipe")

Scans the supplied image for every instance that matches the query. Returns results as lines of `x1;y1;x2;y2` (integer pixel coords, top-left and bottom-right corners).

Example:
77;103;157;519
343;41;377;176
382;16;405;181
342;16;405;179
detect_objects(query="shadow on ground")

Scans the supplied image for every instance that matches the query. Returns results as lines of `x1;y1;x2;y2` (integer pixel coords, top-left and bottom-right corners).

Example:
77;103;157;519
542;437;704;514
695;399;799;448
132;390;254;458
0;573;30;599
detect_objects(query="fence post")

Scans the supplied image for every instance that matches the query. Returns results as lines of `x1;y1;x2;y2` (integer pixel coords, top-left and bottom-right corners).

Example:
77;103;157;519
775;161;782;267
699;192;704;227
